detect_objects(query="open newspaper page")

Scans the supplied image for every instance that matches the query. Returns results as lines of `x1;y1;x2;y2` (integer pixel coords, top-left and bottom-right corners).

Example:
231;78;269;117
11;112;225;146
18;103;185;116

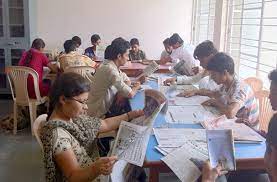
135;61;159;80
131;89;167;126
154;128;208;156
201;115;265;142
162;140;208;182
109;89;166;181
207;130;236;171
165;105;216;124
171;59;190;75
111;121;150;166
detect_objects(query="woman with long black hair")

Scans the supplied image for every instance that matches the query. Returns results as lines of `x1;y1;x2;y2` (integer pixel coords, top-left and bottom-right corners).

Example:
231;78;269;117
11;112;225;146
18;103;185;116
18;38;58;98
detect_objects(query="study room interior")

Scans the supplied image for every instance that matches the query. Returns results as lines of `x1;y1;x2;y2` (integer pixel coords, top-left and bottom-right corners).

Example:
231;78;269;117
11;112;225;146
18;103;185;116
0;0;277;182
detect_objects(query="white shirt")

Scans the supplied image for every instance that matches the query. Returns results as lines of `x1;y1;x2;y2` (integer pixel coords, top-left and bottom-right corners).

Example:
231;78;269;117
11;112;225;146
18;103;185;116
176;70;220;91
88;60;132;118
170;44;199;76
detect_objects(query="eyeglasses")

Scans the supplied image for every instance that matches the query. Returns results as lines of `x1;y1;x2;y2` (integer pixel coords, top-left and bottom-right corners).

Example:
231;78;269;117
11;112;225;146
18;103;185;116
68;97;88;105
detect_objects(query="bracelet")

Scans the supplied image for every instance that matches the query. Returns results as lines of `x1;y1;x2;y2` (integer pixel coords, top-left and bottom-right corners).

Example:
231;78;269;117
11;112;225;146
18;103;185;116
126;112;130;121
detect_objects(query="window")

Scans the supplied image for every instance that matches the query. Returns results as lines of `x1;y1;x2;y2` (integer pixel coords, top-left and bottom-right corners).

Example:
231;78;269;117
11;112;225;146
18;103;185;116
225;0;277;88
191;0;216;45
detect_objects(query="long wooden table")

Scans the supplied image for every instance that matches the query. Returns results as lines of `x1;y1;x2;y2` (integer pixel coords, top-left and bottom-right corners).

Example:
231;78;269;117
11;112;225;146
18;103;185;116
120;62;172;77
129;78;266;182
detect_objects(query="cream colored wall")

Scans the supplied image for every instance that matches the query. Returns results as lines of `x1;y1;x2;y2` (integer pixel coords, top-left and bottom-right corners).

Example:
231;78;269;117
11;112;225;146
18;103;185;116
33;0;193;59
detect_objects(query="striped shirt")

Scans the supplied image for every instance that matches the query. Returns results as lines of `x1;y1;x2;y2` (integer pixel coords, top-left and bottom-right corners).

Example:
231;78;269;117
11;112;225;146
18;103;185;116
219;77;259;127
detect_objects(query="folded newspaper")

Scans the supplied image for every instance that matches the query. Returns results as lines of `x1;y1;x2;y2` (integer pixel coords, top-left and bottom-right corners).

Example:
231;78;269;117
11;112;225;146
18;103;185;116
136;61;159;80
207;130;236;171
109;89;166;181
171;59;191;76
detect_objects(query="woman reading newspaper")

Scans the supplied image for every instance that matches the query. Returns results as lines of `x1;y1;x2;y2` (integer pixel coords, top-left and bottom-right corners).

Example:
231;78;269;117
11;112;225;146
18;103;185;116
40;72;144;182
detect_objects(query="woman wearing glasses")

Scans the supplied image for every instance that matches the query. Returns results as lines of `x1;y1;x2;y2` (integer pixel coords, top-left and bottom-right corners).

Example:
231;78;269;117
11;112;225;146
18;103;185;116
40;72;143;182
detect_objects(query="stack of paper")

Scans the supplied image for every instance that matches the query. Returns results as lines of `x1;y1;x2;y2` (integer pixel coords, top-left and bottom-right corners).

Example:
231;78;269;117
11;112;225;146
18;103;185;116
153;128;208;156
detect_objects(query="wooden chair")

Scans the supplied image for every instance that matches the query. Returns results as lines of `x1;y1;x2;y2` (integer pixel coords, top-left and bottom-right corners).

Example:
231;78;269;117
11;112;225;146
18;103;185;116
255;90;274;132
6;66;48;135
64;66;96;83
33;114;47;150
244;77;263;93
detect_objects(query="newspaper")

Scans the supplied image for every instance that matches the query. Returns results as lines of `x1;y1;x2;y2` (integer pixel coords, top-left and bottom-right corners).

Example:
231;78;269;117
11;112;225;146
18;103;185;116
136;61;159;80
162;140;208;182
207;130;236;171
153;128;207;148
165;105;215;124
159;84;196;98
110;89;166;167
111;121;150;166
170;95;210;106
171;59;191;75
109;89;167;181
201;115;265;142
154;128;208;157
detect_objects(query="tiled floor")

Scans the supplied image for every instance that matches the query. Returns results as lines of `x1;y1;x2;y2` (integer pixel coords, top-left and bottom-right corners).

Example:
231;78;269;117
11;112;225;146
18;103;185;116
0;99;179;182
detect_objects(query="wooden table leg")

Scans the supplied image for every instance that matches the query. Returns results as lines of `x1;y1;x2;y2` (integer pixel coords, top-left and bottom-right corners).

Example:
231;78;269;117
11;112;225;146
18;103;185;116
149;167;159;182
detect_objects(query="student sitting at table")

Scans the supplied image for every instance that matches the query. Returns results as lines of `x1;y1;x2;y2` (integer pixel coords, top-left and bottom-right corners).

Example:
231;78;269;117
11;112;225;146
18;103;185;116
18;38;58;99
188;52;259;128
88;38;141;118
59;40;96;72
202;71;277;182
159;33;198;76
160;38;173;60
84;34;101;61
164;40;220;93
72;35;84;55
40;72;144;182
129;38;147;62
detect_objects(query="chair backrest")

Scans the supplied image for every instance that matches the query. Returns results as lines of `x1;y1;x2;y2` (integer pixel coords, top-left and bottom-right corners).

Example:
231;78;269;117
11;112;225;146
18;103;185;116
64;66;96;83
33;114;47;149
5;66;42;104
255;90;274;132
244;77;263;93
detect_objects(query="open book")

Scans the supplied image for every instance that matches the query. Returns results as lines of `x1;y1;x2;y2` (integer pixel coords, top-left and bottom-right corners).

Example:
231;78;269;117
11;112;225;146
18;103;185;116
201;115;265;143
207;130;236;171
135;61;159;80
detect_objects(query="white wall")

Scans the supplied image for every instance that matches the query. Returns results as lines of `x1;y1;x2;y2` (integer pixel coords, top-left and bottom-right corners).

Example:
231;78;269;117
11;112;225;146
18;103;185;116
34;0;193;59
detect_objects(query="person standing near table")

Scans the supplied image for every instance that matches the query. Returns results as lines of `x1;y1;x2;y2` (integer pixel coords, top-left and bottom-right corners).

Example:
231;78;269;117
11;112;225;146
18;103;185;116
159;33;199;76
